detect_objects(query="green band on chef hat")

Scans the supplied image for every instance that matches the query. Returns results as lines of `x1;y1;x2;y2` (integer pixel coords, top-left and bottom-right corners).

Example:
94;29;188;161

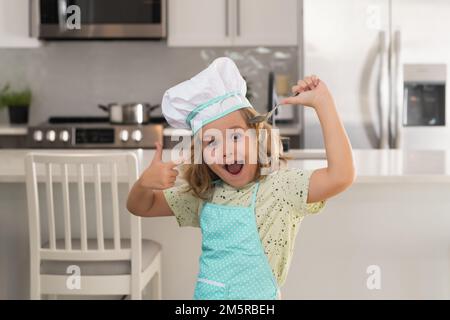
187;91;251;135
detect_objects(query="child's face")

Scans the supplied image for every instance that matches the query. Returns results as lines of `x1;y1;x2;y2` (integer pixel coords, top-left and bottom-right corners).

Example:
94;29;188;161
201;110;258;188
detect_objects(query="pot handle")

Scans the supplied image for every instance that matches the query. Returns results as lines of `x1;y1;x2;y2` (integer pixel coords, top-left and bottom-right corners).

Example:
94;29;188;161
147;104;161;114
98;104;109;112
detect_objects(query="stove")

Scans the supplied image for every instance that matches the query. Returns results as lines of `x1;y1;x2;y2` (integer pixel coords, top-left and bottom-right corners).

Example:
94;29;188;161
27;116;164;149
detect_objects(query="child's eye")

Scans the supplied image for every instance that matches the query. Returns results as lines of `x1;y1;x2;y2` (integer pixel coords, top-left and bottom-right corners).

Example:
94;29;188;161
230;132;242;141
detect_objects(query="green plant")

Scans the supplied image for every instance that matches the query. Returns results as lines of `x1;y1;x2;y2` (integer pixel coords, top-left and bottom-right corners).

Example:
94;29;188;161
0;83;32;108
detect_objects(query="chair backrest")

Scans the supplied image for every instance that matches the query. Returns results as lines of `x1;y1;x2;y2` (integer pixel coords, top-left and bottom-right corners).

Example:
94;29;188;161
25;152;141;266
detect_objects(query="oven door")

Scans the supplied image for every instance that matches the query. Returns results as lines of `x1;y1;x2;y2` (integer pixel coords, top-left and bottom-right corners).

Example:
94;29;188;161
33;0;166;39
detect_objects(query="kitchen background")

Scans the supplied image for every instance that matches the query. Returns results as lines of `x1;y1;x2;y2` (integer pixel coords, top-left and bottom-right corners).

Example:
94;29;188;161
0;43;298;124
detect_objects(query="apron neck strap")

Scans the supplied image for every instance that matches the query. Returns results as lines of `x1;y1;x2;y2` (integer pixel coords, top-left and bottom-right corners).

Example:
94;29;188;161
250;182;260;208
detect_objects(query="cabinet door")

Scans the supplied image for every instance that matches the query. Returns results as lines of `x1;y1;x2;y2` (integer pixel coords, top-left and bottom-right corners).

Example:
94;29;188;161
168;0;232;47
233;0;298;46
0;0;39;47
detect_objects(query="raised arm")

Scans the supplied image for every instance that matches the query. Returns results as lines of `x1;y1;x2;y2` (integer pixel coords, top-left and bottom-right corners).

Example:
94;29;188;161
126;142;177;217
280;76;356;203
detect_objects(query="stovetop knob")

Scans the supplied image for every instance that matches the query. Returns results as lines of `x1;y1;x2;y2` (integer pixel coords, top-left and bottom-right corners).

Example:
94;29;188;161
46;130;56;142
131;129;143;142
119;129;129;142
33;130;43;142
59;130;70;142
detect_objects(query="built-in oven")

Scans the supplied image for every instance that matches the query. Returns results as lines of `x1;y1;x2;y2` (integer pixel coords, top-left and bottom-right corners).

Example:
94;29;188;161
31;0;166;40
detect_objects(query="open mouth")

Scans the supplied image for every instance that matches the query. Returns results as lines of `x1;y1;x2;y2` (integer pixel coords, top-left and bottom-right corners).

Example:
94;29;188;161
224;162;244;175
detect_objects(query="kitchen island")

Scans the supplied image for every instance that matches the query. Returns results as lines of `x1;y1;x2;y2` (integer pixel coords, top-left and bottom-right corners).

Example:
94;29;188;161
1;149;450;299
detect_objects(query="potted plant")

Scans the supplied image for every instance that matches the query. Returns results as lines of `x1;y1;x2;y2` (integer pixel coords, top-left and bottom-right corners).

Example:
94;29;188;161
0;83;32;124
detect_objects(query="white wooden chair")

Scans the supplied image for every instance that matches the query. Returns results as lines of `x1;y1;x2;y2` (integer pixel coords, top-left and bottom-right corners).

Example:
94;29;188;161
25;152;162;300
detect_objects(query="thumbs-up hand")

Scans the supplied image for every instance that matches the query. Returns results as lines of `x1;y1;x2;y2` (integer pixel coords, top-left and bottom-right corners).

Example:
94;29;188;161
138;142;179;190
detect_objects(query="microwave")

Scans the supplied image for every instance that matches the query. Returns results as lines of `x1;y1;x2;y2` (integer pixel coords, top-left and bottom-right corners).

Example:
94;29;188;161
31;0;166;40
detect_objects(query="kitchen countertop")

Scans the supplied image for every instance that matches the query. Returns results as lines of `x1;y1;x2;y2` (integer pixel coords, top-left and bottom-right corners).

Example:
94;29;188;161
1;149;450;183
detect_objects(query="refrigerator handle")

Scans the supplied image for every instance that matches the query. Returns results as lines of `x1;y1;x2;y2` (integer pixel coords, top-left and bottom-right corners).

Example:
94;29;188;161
378;31;390;149
391;30;403;149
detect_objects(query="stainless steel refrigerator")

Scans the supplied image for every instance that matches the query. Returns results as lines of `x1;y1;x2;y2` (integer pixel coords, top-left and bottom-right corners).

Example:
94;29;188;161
302;0;449;149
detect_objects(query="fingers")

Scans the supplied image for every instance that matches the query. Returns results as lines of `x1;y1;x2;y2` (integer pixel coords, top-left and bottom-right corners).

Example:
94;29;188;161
165;156;191;169
292;80;311;95
165;168;179;186
311;75;319;86
303;77;315;89
156;167;179;189
170;153;190;166
168;168;179;178
161;162;179;180
163;168;179;181
291;75;320;95
301;75;319;89
151;141;163;164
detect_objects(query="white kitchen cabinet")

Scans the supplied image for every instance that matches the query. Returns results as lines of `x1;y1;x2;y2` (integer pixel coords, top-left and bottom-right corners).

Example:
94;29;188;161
233;0;298;46
168;0;298;47
168;0;232;47
0;0;40;48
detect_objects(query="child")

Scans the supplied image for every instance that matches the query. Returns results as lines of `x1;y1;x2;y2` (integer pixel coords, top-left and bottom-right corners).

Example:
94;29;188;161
127;57;355;300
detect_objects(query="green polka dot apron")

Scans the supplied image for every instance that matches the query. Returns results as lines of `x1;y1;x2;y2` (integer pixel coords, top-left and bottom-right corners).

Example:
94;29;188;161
193;181;280;300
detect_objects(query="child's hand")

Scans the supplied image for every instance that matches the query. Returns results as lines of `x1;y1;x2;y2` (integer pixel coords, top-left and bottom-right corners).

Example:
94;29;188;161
280;75;333;110
138;142;179;190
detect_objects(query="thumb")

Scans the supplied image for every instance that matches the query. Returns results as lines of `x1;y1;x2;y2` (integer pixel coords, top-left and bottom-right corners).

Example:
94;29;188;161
280;91;312;106
151;142;163;164
279;96;298;105
280;91;301;105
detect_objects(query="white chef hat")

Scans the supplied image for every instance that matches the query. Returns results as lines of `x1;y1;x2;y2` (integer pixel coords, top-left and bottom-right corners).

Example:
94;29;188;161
161;57;253;135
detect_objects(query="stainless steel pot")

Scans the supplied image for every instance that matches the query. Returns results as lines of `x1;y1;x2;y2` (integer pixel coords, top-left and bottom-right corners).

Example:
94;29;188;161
98;103;160;124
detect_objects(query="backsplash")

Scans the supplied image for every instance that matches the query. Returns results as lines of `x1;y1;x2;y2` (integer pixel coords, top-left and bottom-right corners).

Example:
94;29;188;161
0;42;298;124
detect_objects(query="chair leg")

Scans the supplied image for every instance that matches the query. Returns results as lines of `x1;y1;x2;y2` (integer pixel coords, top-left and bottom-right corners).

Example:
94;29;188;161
30;259;41;300
30;288;41;300
150;270;162;300
131;276;142;300
30;284;41;300
131;289;142;300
